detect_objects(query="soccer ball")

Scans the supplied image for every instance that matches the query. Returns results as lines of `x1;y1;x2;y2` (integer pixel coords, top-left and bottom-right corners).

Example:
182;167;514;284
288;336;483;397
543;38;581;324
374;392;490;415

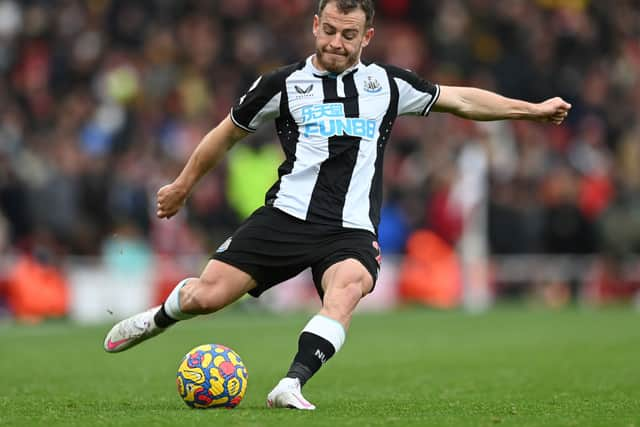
176;344;248;409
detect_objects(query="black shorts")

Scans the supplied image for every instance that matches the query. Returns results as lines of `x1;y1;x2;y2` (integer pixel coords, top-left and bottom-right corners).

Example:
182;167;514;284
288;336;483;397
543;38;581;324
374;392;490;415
212;206;381;298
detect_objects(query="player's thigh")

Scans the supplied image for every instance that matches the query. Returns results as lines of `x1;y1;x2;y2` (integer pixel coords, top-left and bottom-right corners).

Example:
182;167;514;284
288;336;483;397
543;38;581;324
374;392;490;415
212;206;315;297
312;229;380;299
196;259;258;305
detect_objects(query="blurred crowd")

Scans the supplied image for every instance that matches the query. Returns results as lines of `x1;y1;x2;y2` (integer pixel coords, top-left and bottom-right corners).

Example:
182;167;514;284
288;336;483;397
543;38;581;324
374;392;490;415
1;0;640;306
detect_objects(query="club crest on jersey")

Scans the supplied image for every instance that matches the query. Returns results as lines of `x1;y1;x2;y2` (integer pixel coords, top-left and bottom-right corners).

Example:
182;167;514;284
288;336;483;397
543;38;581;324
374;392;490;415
363;76;382;93
294;84;314;96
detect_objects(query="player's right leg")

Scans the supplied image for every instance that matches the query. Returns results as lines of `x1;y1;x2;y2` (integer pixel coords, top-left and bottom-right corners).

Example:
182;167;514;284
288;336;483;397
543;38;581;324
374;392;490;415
103;260;256;353
267;257;376;410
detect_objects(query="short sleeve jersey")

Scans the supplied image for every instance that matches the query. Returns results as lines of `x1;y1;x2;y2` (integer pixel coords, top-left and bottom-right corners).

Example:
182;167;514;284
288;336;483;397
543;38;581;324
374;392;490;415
231;56;440;234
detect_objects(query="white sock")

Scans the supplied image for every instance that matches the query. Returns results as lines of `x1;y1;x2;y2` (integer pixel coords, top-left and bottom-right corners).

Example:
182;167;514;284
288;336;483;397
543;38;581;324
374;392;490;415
164;278;198;320
302;314;346;352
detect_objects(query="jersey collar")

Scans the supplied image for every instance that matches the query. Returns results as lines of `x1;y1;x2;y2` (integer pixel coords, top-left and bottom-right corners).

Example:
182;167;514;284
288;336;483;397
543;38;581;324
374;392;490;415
306;55;361;78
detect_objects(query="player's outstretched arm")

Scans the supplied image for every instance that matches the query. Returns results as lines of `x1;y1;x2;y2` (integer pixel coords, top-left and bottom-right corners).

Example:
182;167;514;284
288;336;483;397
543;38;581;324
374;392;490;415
156;115;249;219
432;86;571;125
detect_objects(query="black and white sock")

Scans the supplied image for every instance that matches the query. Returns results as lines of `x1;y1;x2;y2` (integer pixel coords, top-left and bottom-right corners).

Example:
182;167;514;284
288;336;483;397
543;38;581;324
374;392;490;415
153;278;197;327
153;304;177;328
286;315;346;386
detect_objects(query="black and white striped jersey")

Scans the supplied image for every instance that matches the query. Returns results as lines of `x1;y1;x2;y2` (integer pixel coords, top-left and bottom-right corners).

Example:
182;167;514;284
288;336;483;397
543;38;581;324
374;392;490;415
230;56;440;234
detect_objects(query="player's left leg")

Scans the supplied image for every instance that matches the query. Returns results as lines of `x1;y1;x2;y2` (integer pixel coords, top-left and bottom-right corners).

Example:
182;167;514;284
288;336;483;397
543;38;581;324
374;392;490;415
267;258;373;409
103;260;256;353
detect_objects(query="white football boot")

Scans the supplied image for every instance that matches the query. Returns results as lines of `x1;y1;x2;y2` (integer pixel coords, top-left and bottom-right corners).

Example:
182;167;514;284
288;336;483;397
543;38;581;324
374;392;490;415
266;377;316;410
103;306;166;353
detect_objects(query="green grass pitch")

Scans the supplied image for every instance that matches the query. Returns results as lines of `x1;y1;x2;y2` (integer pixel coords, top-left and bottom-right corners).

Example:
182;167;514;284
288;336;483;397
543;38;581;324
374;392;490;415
0;307;638;426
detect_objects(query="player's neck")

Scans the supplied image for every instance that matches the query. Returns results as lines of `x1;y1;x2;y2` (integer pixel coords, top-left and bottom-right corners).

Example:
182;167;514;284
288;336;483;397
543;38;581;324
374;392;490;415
311;54;360;75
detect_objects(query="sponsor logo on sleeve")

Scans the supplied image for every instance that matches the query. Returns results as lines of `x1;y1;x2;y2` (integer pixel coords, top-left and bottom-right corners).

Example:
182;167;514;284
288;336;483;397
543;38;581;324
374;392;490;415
216;237;232;253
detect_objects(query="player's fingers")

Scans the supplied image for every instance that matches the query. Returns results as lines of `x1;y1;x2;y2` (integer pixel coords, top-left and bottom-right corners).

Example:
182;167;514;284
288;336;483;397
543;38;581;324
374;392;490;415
157;201;172;218
157;208;175;219
554;97;571;109
157;204;168;218
157;195;168;210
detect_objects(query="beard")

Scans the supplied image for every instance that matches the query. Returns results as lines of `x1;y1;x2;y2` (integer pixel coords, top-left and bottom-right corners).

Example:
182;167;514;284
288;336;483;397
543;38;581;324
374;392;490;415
315;47;360;73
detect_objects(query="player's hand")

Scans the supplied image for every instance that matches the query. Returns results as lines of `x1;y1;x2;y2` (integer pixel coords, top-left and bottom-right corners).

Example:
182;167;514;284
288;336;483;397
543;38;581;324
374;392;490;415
156;183;189;219
536;97;572;125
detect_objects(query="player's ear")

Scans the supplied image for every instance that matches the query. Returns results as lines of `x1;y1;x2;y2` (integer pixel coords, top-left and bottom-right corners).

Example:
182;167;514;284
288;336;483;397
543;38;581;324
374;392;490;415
361;27;374;48
313;14;319;37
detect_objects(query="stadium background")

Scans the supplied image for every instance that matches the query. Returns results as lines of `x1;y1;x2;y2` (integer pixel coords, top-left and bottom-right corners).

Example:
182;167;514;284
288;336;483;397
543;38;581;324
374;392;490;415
1;0;640;322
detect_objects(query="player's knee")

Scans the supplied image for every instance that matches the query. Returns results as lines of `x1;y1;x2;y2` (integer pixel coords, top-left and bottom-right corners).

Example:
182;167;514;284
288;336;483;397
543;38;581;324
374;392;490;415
337;270;373;297
343;280;368;301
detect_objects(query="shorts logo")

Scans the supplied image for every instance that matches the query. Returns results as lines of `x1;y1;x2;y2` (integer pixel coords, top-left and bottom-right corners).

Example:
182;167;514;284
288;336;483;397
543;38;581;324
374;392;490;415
294;84;314;96
363;76;382;93
216;237;232;253
372;241;382;266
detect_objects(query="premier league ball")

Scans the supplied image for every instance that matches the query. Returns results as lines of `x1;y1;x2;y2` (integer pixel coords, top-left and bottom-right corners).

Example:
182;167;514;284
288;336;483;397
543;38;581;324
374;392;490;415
176;344;248;409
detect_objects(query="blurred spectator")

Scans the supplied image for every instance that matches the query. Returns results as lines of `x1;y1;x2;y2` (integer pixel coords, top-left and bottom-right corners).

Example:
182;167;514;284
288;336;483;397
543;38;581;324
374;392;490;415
583;255;640;305
398;230;462;308
102;220;152;274
378;194;411;254
1;0;639;305
540;164;598;254
226;135;282;221
6;230;69;323
0;212;9;314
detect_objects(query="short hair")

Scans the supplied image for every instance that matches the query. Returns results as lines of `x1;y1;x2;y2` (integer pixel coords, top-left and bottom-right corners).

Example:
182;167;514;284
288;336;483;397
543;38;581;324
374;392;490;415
318;0;375;28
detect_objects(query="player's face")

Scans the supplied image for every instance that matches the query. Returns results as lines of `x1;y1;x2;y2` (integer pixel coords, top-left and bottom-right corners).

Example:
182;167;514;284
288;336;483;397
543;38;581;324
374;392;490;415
313;3;374;73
